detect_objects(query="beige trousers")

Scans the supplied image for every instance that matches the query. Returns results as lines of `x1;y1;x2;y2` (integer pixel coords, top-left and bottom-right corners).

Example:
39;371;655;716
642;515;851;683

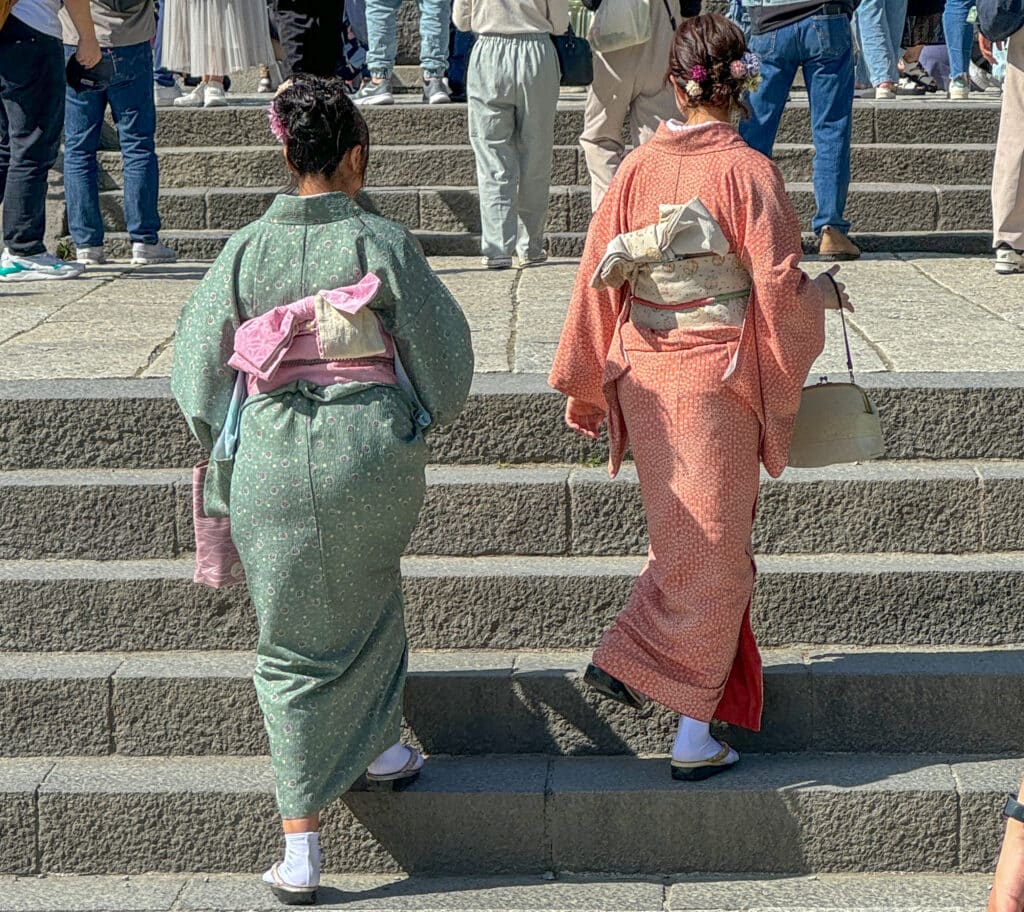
580;0;679;211
993;28;1024;250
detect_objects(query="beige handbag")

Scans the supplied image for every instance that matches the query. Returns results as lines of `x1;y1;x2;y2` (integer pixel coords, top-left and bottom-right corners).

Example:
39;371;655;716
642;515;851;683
788;290;884;468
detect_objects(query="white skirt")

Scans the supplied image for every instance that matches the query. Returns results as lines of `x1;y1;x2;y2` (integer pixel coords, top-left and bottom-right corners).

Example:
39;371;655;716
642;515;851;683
161;0;275;76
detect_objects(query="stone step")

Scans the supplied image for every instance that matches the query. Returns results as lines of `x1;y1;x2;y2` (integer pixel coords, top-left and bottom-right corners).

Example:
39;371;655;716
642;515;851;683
0;871;998;912
4;647;1023;758
90;182;993;236
146;98;1003;149
91;144;995;191
3;374;1023;470
2;461;1021;561
3;553;1023;653
0;753;1015;875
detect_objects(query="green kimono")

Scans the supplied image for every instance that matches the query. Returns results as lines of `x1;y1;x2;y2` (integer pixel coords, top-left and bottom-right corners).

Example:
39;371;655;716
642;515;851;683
171;193;474;818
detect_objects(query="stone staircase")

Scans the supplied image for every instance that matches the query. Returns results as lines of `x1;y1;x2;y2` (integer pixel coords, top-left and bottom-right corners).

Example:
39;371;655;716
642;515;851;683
62;97;1003;260
1;371;1023;883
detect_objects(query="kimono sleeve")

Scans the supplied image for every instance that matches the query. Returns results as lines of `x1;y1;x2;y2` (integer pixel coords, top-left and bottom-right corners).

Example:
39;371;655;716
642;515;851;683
728;157;827;475
547;164;630;412
170;236;247;452
371;228;475;428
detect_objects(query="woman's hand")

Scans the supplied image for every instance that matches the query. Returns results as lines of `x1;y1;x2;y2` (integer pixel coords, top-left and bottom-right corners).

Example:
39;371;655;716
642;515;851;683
566;397;605;439
980;34;997;65
815;264;854;312
76;36;103;69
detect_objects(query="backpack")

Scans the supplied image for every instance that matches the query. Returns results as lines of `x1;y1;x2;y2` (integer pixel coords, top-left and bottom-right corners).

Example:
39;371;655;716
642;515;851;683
977;0;1024;41
93;0;148;12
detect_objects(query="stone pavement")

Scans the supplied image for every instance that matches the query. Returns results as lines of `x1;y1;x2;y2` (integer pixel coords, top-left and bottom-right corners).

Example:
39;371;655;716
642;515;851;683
0;254;1021;382
0;872;996;912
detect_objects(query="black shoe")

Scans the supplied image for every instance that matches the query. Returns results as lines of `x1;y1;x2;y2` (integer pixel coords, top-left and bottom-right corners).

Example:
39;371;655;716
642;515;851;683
583;663;647;710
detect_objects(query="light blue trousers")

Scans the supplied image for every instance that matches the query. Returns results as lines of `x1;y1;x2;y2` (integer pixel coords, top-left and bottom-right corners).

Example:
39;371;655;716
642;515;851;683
365;0;450;77
854;0;908;86
468;33;560;260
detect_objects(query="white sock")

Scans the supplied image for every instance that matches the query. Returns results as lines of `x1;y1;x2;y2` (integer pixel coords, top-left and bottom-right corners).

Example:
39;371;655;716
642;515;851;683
262;831;321;888
367;741;413;776
671;715;739;764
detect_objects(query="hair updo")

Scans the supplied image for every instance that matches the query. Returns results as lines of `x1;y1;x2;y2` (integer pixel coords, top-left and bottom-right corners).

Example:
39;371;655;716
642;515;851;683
668;13;762;113
269;74;370;178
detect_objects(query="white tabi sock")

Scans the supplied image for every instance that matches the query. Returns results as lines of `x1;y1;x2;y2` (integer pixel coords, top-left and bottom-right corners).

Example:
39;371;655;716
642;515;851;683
367;741;414;776
262;831;321;888
672;715;740;765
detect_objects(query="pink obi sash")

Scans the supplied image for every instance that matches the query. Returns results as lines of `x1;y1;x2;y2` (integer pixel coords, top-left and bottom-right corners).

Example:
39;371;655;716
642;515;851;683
228;273;399;396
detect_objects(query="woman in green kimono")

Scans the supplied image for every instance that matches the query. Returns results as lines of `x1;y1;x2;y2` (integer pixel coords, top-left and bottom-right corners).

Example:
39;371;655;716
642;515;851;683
171;75;474;905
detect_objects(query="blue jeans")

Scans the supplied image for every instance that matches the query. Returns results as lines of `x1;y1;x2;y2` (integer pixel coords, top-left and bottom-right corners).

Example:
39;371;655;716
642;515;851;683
152;0;177;86
63;41;161;247
854;0;908;85
741;14;854;235
364;0;450;77
942;0;973;81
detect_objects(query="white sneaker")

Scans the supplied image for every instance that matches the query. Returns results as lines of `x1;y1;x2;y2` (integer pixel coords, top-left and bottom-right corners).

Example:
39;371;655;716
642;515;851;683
0;249;85;281
203;82;227;107
258;65;273;93
482;256;513;270
75;245;106;265
995;247;1024;275
948;76;970;100
131;242;177;265
154;82;182;107
173;83;205;107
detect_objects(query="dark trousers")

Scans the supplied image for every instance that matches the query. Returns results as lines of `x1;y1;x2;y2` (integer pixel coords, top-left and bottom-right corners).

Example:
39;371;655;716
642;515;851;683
273;0;344;76
0;16;66;256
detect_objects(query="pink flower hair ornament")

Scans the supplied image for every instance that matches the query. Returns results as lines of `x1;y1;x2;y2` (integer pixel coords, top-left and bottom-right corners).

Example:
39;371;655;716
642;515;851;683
689;64;708;82
268;104;288;144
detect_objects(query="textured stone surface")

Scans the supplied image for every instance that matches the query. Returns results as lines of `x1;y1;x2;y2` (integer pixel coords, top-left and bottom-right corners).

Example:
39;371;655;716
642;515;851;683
954;759;1024;872
547;755;959;874
0;760;53;874
0;654;119;756
97;148;287;191
773;145;994;186
979;463;1024;551
4;553;1024;653
0;875;188;911
36;757;547;875
0;470;182;560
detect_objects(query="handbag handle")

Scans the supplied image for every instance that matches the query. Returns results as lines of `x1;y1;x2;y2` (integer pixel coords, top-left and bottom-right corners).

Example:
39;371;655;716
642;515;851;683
823;271;855;385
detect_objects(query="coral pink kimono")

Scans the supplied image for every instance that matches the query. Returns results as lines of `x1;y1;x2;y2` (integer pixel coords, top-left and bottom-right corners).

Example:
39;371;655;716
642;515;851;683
549;121;826;731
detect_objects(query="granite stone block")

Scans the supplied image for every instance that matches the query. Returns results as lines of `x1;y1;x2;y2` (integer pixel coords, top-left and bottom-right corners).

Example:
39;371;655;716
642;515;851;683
955;759;1024;872
0;760;53;874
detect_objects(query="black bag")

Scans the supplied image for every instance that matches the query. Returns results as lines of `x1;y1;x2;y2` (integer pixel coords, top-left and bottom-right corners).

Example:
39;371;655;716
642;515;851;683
551;26;594;86
978;0;1024;40
94;0;148;11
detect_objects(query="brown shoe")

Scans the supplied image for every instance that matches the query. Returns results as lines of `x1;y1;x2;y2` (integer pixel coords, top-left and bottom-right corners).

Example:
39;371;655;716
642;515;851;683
819;227;861;261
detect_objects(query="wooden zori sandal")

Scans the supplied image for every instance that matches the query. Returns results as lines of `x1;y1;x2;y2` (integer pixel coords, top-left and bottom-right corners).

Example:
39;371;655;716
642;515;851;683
365;746;425;791
583;663;648;710
267;861;317;906
670;741;738;782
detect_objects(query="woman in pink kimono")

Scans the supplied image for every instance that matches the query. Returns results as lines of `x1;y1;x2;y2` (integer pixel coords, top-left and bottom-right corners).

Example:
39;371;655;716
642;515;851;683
549;14;851;781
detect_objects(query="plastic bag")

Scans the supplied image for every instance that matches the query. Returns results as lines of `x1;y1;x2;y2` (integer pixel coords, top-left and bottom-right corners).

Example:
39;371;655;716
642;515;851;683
589;0;652;53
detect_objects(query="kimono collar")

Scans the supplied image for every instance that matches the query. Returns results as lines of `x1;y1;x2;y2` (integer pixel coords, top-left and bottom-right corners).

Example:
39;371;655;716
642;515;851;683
650;120;749;156
263;191;363;225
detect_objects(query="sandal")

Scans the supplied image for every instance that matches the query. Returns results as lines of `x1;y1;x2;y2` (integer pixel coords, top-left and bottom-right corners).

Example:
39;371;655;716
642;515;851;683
901;59;938;93
364;745;425;791
266;861;317;906
583;663;648;710
670;741;739;782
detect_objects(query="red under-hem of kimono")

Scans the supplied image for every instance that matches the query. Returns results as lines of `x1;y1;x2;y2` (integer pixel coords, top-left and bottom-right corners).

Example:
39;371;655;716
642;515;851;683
593;602;764;732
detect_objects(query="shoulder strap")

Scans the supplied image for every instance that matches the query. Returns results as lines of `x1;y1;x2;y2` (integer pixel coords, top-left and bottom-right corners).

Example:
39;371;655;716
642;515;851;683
662;0;678;31
824;272;856;383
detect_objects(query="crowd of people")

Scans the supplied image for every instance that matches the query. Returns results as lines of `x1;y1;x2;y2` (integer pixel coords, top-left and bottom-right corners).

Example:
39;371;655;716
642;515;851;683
0;0;1020;274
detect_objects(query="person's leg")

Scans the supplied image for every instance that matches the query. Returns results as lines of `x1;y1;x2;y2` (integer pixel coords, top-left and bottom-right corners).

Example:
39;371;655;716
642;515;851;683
580;45;641;211
0;18;66;256
626;0;677;147
417;0;450;78
273;0;342;76
514;36;560;261
62;46;109;251
942;0;974;83
854;0;897;86
467;35;518;260
153;0;177;87
800;13;855;236
992;29;1024;265
884;0;909;84
364;0;401;78
739;22;800;158
107;43;162;246
0;92;9;206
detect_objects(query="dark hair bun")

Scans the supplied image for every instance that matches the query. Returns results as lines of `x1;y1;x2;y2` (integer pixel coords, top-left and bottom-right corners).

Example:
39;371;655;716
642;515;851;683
271;74;370;178
668;13;752;112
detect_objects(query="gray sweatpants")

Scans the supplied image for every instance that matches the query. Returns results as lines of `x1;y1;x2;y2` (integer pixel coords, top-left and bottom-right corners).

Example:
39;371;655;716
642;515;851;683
993;29;1024;251
468;33;560;260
